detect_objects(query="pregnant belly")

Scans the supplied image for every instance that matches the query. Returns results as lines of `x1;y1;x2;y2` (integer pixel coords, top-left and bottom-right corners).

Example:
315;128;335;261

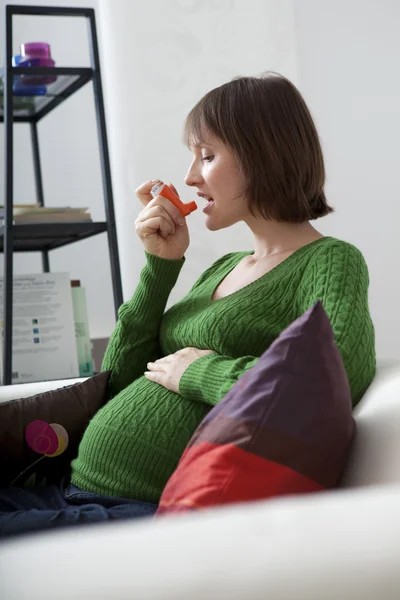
70;375;209;503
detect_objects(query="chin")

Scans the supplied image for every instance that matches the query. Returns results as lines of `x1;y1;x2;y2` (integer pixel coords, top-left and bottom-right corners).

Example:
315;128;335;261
205;219;228;232
205;215;240;232
205;219;221;231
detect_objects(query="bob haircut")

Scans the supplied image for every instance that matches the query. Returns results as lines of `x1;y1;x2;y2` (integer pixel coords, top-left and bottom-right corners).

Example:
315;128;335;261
183;72;333;222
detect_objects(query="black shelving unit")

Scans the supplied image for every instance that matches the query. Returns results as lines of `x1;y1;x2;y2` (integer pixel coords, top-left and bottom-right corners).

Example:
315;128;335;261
1;5;123;385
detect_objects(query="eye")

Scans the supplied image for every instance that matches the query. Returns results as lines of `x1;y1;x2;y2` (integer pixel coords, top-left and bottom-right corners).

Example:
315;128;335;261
201;155;214;162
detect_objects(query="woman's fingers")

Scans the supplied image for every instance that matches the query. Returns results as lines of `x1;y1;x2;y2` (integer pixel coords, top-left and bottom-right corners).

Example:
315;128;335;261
135;179;158;207
136;205;177;233
146;360;166;372
135;215;175;240
146;196;184;227
134;180;190;260
135;180;184;226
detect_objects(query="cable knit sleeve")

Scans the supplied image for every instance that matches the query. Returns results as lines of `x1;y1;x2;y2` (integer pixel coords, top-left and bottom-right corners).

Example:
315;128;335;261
102;252;185;397
302;242;376;406
179;353;258;406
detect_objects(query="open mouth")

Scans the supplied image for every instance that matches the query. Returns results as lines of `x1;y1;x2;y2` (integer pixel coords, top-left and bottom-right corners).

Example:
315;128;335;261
203;198;215;213
197;192;215;213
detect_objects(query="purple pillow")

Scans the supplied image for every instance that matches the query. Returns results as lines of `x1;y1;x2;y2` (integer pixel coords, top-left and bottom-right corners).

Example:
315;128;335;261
157;302;355;513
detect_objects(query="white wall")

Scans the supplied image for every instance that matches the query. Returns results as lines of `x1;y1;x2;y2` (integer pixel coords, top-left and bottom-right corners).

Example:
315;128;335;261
2;0;398;362
294;0;400;361
99;0;399;361
98;0;298;307
0;0;116;339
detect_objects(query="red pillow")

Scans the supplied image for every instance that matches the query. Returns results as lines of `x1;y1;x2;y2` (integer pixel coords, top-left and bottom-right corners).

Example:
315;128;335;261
156;302;355;514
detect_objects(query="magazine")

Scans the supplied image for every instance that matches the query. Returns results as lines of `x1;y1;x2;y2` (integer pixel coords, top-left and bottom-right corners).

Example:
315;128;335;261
0;272;80;383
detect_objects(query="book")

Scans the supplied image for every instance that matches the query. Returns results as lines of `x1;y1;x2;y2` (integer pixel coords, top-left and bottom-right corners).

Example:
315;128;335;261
71;280;94;378
0;205;89;215
0;272;79;384
0;205;92;225
0;203;40;211
7;212;92;224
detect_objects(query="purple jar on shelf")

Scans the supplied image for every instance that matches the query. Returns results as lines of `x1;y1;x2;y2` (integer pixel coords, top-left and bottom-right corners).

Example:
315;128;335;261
18;42;57;85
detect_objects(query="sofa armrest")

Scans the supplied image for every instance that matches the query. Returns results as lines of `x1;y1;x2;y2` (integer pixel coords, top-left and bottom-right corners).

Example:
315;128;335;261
341;365;400;488
1;485;399;599
0;378;88;404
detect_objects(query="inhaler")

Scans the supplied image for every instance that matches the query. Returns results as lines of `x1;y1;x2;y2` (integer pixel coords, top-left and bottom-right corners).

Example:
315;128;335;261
150;180;197;217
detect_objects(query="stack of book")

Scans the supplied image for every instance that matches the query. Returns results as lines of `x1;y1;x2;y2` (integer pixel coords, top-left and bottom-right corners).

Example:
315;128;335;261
0;204;92;225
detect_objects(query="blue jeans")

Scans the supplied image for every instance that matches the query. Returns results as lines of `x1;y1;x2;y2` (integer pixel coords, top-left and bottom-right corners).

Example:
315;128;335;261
0;478;157;539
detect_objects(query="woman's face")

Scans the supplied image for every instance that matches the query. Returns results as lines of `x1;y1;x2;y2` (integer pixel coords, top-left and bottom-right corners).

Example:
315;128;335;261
185;131;249;231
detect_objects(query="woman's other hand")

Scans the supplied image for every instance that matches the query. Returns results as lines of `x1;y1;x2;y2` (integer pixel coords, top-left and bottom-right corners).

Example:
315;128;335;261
135;180;190;260
144;347;216;394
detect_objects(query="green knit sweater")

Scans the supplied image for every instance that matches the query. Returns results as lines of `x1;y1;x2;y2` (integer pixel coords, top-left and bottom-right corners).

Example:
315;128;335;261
71;237;376;503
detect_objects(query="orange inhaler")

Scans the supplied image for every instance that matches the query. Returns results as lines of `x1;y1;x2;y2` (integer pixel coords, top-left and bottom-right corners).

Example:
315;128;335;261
150;180;197;217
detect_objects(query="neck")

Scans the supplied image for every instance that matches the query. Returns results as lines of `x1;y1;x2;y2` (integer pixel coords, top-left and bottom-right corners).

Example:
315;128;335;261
245;217;323;261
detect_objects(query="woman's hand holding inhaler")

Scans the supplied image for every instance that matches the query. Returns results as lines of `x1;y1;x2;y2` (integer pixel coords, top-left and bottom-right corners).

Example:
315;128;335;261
135;179;196;260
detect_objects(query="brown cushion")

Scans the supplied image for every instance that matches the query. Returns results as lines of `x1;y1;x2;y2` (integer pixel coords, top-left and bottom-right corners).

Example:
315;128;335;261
0;371;111;486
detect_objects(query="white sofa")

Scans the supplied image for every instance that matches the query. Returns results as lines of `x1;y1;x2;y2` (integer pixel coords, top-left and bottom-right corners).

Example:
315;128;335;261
1;364;400;600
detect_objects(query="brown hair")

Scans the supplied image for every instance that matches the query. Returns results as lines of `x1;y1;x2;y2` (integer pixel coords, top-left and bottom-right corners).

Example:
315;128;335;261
183;72;333;222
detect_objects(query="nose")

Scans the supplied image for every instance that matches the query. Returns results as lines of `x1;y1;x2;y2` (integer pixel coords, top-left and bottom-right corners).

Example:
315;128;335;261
185;158;203;188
